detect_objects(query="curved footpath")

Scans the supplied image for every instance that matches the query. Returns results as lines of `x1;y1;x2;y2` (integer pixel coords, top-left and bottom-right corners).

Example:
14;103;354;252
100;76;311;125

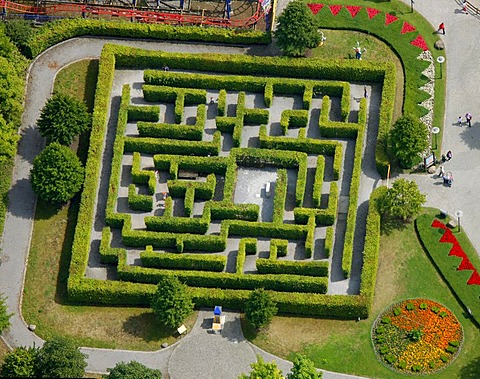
1;0;478;376
0;36;366;379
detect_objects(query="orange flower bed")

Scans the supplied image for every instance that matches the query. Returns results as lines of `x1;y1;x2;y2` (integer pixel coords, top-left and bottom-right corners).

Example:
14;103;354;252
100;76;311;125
372;299;463;374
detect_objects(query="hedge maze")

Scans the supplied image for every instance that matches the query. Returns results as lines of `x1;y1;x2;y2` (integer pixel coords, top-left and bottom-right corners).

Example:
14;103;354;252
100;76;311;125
68;45;395;319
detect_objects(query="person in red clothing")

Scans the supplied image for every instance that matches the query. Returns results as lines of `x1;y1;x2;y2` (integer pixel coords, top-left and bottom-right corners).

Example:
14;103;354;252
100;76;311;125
438;22;446;35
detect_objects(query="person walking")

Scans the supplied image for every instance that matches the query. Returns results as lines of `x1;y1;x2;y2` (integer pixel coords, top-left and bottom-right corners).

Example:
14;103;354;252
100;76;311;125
458;116;463;126
363;86;368;98
462;0;468;14
438;22;446;35
466;112;472;127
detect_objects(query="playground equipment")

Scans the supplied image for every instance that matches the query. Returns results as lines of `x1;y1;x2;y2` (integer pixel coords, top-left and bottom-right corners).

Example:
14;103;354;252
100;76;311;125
0;0;268;28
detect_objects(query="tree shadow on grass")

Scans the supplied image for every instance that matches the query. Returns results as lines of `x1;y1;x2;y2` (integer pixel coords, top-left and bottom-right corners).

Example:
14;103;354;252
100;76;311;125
460;356;480;379
122;312;173;342
380;215;409;235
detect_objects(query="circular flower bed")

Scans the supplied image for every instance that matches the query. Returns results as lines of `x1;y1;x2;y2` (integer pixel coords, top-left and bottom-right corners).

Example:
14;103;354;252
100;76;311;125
372;299;463;374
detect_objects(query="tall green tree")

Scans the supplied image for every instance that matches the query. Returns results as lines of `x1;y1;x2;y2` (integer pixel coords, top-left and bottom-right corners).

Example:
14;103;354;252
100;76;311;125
0;346;37;378
0;294;12;333
287;354;321;379
274;1;321;57
377;179;426;222
389;115;429;168
104;361;162;379
35;337;87;378
239;355;284;379
151;276;194;329
30;142;85;203
37;93;91;145
244;288;278;330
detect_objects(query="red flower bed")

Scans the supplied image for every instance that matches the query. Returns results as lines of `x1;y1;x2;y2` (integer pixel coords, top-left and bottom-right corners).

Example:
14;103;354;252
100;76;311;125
307;3;324;15
345;5;361;18
431;219;480;286
401;21;416;34
366;7;381;19
328;4;342;15
411;34;429;51
385;13;398;25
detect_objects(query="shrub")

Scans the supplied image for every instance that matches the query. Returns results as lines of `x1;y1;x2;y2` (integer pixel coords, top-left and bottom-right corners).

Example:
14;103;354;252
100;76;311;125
406;302;415;310
381;316;391;324
30;142;85;203
377;179;426;222
105;361;162;379
244;288;278;330
393;307;402;316
151;275;194;329
0;346;37;378
37;93;91;145
420;302;428;310
389;115;428;168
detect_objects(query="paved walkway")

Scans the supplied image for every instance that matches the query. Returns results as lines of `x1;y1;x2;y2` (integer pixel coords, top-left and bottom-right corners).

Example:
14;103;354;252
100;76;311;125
1;0;479;377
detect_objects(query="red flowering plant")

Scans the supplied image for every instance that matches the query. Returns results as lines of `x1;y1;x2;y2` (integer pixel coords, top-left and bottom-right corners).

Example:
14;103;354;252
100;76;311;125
372;299;463;374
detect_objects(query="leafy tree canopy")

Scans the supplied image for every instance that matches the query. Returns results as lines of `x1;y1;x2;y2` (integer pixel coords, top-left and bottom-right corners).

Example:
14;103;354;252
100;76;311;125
30;142;85;203
104;361;162;379
35;337;88;378
37;93;91;145
151;275;194;329
239;355;284;379
377;179;426;222
274;1;321;57
287;354;321;379
0;346;37;378
244;288;278;330
389;115;429;168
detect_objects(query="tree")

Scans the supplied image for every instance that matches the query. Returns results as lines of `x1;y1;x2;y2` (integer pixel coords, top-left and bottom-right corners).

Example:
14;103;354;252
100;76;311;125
0;294;12;333
151;275;194;329
274;1;321;57
389;115;428;168
239;355;284;379
244;288;278;330
30;142;85;203
35;337;87;378
37;93;91;145
377;179;426;222
287;354;321;379
104;361;162;379
0;346;37;378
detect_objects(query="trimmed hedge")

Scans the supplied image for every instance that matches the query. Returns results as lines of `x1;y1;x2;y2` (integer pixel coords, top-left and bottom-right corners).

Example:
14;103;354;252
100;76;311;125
127;105;160;122
256;259;329;277
131;152;156;195
138;121;203;140
141;246;226;272
128;184;153;211
280;109;309;135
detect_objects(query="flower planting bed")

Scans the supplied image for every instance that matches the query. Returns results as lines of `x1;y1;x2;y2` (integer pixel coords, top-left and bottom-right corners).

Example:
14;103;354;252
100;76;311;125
372;298;463;374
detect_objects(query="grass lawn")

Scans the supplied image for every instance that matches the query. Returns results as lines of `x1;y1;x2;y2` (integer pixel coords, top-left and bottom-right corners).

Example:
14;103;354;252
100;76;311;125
309;29;404;121
244;208;480;378
21;60;196;351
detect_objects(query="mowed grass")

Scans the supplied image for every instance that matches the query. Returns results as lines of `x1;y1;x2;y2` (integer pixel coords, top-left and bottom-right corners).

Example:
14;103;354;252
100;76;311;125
21;60;196;351
245;208;480;378
310;29;404;120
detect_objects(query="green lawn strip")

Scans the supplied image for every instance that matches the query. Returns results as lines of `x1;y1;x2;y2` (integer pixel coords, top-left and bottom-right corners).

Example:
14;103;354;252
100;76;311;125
415;213;480;325
21;61;194;350
305;0;446;161
246;208;479;378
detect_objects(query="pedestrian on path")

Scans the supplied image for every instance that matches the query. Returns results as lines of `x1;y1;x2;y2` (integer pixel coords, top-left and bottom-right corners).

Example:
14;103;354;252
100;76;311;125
462;0;468;14
458;116;463;126
438;23;445;35
466;112;472;127
364;86;368;98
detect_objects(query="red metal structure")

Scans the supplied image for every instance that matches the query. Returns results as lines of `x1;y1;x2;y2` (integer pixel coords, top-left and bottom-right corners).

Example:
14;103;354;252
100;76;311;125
0;0;265;27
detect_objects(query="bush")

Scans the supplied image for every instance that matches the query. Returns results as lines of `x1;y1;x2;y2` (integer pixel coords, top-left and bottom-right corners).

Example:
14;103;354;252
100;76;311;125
389;115;428;168
377;179;426;222
105;361;162;379
37;93;91;145
30;143;85;203
0;346;37;378
244;288;278;330
151;275;194;329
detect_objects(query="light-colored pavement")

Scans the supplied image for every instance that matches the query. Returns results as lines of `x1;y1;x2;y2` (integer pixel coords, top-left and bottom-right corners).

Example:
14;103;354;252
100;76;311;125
1;0;478;377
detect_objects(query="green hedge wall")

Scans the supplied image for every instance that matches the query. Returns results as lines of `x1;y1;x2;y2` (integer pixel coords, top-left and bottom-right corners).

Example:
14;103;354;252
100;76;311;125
131;152;156;195
128;184;153;211
127;105;160;122
256;259;329;277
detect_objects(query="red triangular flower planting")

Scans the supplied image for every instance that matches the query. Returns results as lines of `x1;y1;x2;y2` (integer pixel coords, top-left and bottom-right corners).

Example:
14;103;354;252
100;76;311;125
307;4;324;15
329;4;342;16
401;21;416;34
457;257;475;271
366;7;381;19
449;244;467;259
345;5;362;18
439;229;456;243
411;34;429;51
385;13;398;25
431;219;447;230
467;269;480;285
